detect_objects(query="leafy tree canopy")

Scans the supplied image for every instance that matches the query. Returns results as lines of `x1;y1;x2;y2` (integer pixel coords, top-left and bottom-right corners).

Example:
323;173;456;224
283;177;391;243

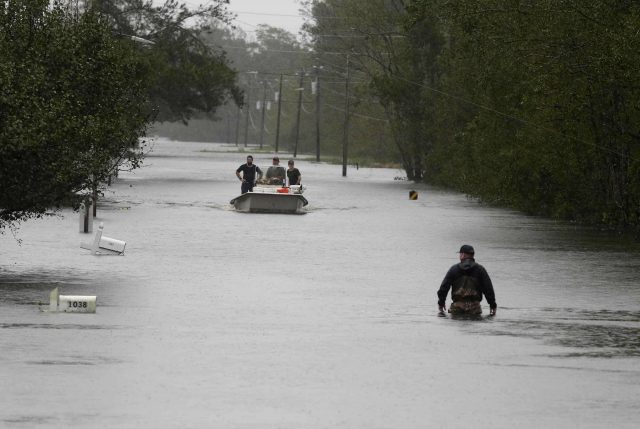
93;0;241;123
0;0;152;229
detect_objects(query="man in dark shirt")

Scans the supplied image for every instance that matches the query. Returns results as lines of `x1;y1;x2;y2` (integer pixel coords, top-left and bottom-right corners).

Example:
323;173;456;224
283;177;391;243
235;155;263;194
437;244;497;316
286;159;301;186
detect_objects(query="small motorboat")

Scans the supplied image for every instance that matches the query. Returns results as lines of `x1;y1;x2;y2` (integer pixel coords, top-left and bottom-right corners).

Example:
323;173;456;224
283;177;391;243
230;185;308;214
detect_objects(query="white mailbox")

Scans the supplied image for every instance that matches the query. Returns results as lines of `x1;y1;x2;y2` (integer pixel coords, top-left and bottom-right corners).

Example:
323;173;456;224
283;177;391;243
81;222;126;255
48;287;97;313
99;236;126;254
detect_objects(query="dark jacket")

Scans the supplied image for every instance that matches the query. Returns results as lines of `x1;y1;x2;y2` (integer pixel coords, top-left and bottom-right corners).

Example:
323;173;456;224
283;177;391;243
236;163;262;183
287;168;301;185
437;258;497;309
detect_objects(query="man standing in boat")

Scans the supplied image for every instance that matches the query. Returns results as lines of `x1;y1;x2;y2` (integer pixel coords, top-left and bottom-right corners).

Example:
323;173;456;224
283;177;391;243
287;159;301;186
235;155;263;194
437;245;497;316
265;156;286;185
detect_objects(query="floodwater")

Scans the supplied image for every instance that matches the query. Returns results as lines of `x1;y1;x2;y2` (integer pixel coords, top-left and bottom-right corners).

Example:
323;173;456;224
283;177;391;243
1;139;639;428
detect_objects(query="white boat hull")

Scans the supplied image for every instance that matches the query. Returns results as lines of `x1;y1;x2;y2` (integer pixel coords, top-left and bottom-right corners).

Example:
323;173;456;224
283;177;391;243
230;192;308;214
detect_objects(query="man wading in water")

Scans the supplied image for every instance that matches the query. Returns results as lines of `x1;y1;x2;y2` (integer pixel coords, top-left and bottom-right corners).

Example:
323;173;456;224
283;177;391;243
437;245;497;316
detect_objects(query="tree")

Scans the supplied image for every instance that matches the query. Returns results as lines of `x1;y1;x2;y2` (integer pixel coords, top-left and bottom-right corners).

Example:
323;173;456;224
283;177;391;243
92;0;242;123
305;0;434;178
0;0;151;229
412;0;640;229
159;23;315;151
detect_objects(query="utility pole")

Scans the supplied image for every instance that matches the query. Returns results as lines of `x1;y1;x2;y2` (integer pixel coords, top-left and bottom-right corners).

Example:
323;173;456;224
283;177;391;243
274;74;283;153
234;103;241;146
243;91;250;147
293;70;304;158
314;67;321;162
342;55;351;177
259;80;267;149
243;72;257;147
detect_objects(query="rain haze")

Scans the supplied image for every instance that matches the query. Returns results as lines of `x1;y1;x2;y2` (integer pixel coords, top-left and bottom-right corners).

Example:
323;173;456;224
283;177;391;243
187;0;305;35
1;1;640;429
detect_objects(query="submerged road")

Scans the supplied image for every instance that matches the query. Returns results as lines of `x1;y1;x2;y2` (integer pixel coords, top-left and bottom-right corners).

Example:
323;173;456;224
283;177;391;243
1;139;639;428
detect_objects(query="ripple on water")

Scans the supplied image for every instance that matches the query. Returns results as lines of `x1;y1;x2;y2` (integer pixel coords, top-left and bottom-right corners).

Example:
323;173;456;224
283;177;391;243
466;307;640;358
26;355;123;366
0;323;121;330
2;416;56;425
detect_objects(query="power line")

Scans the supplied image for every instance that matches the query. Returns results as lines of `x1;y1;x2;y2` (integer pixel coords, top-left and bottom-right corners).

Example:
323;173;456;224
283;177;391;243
229;11;350;21
230;10;304;18
215;45;311;55
391;74;633;159
215;43;390;58
311;34;406;39
216;28;623;160
323;85;377;101
324;103;389;123
235;46;633;159
301;103;313;114
235;19;259;29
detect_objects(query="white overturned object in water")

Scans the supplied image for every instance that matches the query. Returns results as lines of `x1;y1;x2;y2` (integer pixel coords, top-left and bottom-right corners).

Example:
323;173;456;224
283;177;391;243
80;222;126;255
48;287;97;313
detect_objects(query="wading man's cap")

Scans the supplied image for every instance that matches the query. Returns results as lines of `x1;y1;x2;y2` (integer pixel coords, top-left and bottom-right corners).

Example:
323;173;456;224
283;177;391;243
458;244;475;254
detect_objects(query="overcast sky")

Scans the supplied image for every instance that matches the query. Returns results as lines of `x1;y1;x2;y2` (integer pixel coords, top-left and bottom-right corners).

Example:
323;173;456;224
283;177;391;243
182;0;306;35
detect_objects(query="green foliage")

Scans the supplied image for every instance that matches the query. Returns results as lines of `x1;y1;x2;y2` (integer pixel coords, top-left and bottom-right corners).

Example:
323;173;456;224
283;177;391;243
417;0;640;229
94;0;240;123
0;0;151;228
302;0;464;179
0;0;241;230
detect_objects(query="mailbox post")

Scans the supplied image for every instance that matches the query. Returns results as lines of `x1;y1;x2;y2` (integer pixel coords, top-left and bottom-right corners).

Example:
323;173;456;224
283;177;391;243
79;198;93;233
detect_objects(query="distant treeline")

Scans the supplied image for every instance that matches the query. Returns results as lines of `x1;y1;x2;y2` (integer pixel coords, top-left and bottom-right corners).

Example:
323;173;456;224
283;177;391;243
161;23;400;165
171;1;640;230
